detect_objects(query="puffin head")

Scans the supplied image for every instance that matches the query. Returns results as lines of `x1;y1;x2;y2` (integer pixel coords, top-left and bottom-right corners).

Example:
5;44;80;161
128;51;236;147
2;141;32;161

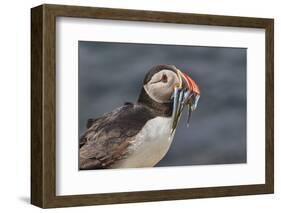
141;64;200;132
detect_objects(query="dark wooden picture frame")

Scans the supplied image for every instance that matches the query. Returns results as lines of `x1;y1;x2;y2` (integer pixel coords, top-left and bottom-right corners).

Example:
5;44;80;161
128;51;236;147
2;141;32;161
31;4;274;208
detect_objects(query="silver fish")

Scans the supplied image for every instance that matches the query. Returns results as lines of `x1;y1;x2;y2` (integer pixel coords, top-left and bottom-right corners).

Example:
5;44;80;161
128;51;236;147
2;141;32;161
171;88;200;135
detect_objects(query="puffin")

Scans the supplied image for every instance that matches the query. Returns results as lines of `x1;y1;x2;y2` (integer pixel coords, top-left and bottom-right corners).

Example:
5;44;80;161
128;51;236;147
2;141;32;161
79;64;200;170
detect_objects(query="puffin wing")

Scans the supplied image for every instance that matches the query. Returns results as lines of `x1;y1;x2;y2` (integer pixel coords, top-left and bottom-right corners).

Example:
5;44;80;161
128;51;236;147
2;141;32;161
79;104;154;169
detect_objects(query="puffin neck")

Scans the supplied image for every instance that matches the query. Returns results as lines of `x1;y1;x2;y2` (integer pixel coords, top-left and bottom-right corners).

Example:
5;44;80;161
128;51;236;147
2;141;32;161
137;87;173;117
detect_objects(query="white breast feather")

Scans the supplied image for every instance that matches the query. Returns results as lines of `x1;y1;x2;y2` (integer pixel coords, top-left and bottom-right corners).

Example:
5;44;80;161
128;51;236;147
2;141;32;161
112;117;175;168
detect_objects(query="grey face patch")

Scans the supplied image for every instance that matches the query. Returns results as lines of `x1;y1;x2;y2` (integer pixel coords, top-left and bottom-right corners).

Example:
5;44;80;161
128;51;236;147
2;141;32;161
143;64;178;84
144;69;180;103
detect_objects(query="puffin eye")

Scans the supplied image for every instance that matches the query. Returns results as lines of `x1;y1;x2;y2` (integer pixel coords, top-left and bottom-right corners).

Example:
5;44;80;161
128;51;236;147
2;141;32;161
161;74;168;83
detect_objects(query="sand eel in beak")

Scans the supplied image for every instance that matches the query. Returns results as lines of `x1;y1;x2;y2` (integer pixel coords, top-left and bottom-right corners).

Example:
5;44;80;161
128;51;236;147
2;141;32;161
171;68;200;135
79;64;200;170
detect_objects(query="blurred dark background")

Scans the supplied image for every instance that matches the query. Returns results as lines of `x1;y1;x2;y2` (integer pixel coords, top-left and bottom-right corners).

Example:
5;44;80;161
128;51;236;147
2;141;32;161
78;41;247;166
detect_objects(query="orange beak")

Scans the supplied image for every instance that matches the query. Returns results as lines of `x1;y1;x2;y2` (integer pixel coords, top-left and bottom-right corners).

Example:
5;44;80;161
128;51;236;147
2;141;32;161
181;72;200;95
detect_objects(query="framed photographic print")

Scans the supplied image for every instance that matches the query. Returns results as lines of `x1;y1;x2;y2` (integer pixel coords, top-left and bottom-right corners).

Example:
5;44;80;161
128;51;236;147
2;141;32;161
31;4;274;208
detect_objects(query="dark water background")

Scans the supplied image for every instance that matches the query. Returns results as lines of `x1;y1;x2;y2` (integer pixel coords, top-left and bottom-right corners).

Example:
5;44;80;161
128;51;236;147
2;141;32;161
79;41;247;166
